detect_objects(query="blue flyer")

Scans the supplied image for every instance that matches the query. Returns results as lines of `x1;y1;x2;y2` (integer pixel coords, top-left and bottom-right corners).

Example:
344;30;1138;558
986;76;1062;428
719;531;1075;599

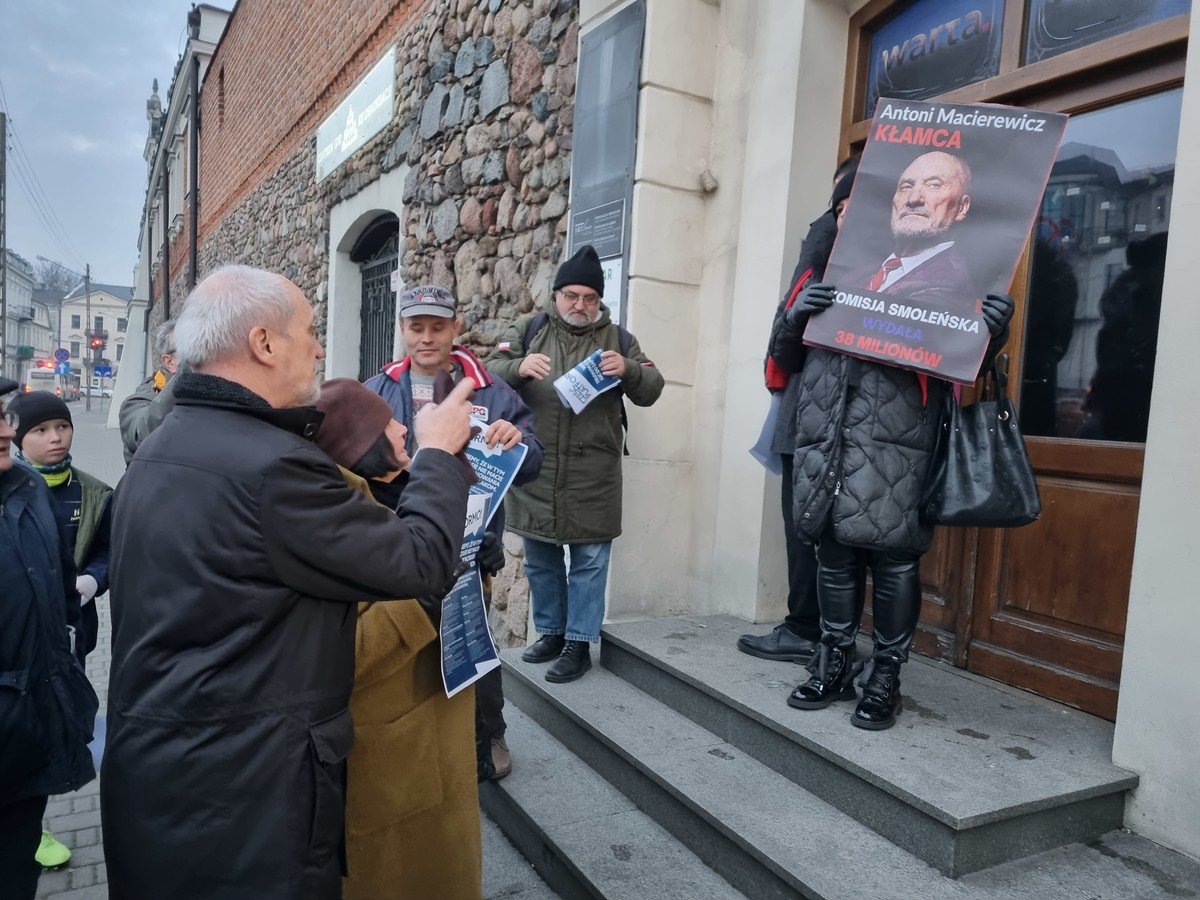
441;492;501;697
465;428;529;528
553;349;621;413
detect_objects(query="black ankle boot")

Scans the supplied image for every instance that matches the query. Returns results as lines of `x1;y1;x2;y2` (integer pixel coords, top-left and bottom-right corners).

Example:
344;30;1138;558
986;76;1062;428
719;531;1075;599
787;635;857;709
852;651;903;730
522;634;565;663
545;640;592;683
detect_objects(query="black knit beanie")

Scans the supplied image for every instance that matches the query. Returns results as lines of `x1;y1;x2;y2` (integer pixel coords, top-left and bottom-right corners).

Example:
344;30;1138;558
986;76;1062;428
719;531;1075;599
8;390;72;448
553;245;606;297
830;158;858;210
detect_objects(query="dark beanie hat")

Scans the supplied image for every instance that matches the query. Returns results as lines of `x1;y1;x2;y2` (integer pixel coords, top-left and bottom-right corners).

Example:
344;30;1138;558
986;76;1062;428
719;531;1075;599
830;158;859;210
314;378;396;469
8;391;72;448
553;245;606;297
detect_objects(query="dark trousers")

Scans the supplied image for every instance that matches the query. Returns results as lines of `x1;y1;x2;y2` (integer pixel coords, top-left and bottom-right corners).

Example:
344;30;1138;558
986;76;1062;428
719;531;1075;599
780;454;821;641
475;667;505;741
0;794;47;900
815;519;922;661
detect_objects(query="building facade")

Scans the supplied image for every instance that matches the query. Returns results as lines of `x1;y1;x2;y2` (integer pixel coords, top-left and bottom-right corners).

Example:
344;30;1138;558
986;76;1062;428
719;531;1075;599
61;282;131;392
127;0;1199;862
2;250;42;383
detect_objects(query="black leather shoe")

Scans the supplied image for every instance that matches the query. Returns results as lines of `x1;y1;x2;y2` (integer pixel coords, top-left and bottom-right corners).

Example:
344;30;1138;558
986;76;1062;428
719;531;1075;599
545;640;592;683
737;624;818;663
852;652;903;730
787;635;857;710
522;634;565;663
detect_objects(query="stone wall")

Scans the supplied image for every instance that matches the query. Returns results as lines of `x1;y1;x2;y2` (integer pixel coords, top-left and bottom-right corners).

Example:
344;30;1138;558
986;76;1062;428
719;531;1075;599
174;0;580;644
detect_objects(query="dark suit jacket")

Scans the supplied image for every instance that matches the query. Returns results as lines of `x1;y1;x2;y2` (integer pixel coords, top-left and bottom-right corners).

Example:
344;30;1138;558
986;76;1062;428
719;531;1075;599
848;245;977;304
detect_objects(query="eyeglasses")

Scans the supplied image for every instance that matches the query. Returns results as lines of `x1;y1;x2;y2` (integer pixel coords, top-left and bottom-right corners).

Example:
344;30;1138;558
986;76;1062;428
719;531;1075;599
558;289;600;308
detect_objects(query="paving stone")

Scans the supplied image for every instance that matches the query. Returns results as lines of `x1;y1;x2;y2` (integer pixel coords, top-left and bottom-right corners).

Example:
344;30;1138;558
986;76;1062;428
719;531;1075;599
47;810;102;833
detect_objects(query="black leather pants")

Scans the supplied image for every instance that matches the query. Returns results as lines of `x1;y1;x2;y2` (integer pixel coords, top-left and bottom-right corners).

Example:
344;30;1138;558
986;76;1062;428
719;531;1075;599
815;520;922;661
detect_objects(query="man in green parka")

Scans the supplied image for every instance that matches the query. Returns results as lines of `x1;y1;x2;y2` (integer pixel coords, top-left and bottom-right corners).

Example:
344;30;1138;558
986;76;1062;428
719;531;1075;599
487;245;664;682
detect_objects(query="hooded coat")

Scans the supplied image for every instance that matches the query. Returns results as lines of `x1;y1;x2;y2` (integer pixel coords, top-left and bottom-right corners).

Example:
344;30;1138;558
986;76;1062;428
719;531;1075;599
486;301;664;544
102;373;470;900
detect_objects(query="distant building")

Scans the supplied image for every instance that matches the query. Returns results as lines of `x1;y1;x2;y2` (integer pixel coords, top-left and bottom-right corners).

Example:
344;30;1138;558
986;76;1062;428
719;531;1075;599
2;250;44;384
61;281;132;391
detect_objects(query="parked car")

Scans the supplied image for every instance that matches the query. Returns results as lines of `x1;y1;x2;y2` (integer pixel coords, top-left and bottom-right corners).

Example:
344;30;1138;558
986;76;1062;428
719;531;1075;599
82;387;113;399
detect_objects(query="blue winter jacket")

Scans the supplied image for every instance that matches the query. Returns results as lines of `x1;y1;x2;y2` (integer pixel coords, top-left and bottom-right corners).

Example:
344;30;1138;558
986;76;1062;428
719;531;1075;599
363;346;545;538
0;462;98;802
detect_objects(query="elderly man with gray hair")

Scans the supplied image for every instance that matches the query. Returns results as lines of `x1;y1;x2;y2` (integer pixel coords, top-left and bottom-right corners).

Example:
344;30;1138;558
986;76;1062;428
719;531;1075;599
102;265;476;898
118;317;180;464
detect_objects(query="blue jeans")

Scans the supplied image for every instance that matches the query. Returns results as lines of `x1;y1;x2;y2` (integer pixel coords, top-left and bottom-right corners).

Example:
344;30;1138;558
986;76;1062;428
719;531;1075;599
523;538;612;643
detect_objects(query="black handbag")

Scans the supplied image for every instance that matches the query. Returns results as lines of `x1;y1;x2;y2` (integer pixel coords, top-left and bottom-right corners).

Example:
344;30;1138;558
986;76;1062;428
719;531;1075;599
922;364;1042;527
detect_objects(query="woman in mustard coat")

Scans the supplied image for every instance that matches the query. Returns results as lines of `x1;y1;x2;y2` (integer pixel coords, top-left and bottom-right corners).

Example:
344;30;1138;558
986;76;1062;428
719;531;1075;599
314;379;482;900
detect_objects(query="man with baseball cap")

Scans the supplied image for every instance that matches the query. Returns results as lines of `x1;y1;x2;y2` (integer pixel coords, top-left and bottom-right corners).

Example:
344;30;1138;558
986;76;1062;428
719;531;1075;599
364;284;544;781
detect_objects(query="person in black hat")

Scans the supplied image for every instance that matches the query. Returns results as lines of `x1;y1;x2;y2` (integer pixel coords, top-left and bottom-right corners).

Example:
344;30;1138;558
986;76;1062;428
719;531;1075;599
487;245;664;683
8;391;113;661
0;378;98;899
738;157;858;664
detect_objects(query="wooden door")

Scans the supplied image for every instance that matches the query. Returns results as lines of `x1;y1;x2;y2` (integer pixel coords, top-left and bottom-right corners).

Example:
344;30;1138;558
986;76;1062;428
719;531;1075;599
962;90;1182;719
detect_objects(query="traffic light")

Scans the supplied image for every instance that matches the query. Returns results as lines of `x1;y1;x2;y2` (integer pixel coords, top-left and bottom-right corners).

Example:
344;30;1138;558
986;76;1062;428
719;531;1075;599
88;335;106;351
35;359;53;369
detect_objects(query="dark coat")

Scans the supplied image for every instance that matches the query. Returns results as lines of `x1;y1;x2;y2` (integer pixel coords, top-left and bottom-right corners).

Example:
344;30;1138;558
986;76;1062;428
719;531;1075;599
102;373;471;900
0;463;97;805
487;302;664;543
848;243;977;302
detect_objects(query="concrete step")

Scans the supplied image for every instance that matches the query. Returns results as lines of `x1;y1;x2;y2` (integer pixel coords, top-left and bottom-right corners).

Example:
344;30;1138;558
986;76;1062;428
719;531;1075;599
481;705;747;900
502;650;964;899
482;812;559;899
600;616;1139;876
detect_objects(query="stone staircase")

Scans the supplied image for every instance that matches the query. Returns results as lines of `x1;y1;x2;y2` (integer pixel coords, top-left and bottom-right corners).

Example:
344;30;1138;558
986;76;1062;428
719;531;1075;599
482;615;1200;899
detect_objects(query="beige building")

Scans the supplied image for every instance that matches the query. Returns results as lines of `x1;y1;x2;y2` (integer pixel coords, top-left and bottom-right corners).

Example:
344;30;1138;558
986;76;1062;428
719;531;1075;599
61;282;132;392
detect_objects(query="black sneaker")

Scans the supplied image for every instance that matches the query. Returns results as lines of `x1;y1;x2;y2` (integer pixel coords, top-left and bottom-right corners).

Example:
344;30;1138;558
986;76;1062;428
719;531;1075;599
522;634;565;663
737;623;818;663
545;640;592;683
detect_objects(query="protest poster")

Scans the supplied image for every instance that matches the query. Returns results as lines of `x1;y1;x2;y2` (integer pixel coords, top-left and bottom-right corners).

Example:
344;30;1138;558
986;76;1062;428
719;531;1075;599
554;349;621;413
804;99;1067;384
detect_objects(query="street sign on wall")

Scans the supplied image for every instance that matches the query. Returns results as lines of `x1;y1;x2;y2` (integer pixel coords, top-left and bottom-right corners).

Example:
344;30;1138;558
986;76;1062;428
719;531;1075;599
316;47;396;182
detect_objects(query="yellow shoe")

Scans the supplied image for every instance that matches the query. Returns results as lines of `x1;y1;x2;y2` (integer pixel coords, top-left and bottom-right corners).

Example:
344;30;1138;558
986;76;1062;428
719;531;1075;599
36;831;71;869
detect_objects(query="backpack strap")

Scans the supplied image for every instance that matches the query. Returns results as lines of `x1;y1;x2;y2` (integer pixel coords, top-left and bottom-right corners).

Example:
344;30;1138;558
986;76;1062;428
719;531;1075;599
522;312;550;353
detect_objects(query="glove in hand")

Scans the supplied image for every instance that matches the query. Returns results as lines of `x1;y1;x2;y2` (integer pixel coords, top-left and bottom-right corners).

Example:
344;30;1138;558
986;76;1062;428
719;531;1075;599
981;293;1015;338
477;531;506;576
785;283;836;327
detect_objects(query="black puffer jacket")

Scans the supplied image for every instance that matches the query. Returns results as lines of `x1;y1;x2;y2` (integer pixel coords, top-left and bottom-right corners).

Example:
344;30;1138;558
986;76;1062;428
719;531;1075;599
778;324;1008;555
788;348;948;554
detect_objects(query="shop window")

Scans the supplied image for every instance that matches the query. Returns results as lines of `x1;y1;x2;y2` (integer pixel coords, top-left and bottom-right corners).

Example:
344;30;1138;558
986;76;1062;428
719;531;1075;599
1020;89;1181;443
865;0;1005;117
1025;0;1191;64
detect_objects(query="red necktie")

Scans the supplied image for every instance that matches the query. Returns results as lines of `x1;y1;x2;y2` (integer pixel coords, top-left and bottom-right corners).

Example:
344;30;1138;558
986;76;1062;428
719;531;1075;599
868;257;903;292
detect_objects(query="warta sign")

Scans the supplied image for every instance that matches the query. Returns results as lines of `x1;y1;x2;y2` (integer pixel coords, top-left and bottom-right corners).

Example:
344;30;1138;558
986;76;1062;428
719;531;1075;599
316;47;396;181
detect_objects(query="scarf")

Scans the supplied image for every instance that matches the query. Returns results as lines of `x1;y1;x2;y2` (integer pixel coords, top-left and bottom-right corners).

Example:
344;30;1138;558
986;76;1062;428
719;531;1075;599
16;448;73;487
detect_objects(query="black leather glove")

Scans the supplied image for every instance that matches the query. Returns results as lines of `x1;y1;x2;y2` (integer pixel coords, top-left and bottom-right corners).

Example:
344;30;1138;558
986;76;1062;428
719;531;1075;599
981;293;1015;338
785;282;836;328
477;530;506;576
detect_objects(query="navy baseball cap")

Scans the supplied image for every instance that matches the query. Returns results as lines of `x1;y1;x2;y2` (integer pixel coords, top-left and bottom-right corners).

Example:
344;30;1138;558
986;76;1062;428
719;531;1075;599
398;284;457;319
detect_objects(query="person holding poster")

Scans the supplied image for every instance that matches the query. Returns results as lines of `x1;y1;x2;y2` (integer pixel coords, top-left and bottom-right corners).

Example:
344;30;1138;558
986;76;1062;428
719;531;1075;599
364;284;544;782
311;378;483;900
777;190;1015;731
487;245;664;684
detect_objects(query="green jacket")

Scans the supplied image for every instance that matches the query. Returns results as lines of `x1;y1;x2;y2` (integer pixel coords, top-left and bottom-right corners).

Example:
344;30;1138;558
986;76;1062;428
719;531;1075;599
118;372;180;465
74;468;112;570
487;301;664;543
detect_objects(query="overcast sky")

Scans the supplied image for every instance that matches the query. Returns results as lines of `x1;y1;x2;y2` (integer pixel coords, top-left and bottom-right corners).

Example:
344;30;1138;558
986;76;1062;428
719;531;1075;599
1;0;224;285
